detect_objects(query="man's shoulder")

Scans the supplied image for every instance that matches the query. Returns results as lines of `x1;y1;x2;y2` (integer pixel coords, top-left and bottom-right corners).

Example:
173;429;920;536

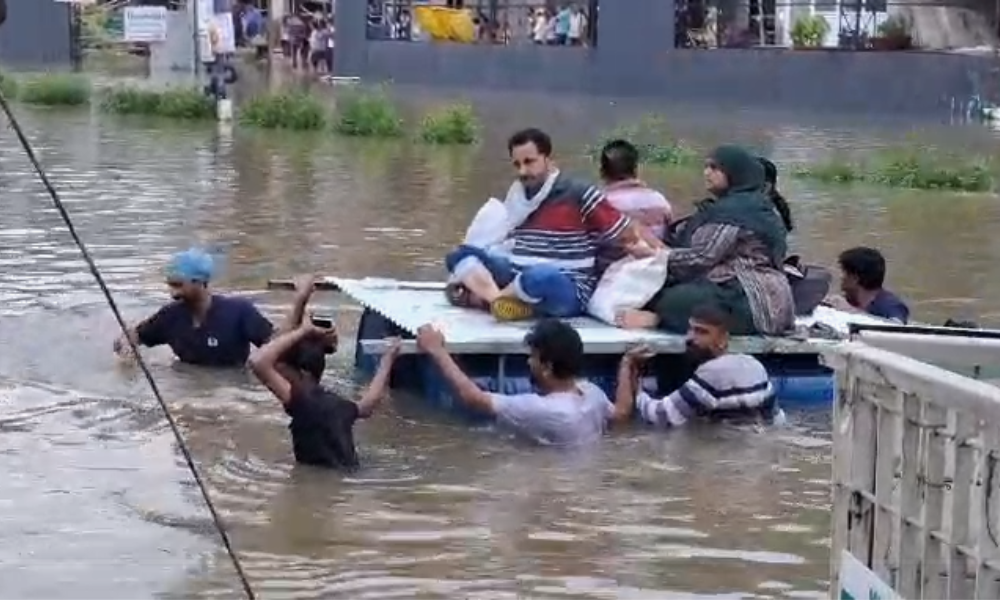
552;173;601;198
875;289;909;309
695;353;769;383
213;294;260;313
151;300;187;321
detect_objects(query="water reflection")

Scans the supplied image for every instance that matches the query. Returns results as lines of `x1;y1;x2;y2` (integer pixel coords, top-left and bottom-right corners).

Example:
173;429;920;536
0;96;997;599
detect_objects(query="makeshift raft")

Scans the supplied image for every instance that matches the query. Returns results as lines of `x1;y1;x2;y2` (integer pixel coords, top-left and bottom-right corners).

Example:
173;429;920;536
268;277;885;418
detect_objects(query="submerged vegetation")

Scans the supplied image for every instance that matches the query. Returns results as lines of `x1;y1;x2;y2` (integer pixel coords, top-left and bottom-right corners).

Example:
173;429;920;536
16;73;91;106
100;85;215;120
417;103;478;145
589;116;700;167
239;90;328;130
0;72;992;192
793;148;996;192
333;88;404;138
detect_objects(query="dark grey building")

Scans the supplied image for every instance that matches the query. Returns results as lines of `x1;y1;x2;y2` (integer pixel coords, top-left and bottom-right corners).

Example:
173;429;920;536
336;0;996;116
0;0;72;67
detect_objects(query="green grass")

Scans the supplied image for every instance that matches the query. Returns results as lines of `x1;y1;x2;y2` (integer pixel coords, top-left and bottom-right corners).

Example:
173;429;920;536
793;148;996;192
99;85;215;120
0;71;19;99
332;87;404;138
17;73;91;107
589;115;700;167
417;103;478;145
238;90;328;130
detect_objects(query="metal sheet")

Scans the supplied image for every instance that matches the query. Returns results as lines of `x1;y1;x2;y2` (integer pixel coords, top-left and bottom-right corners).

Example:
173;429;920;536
332;277;824;355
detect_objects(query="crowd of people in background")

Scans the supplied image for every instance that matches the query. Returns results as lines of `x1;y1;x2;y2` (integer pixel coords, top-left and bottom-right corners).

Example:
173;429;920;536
231;2;336;76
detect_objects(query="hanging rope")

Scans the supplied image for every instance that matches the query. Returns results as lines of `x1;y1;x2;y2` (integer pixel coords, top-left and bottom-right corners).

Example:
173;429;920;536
0;89;256;600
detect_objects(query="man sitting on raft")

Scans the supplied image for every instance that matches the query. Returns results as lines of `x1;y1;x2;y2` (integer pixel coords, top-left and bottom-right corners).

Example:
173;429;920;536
616;146;795;336
114;248;275;366
616;305;780;428
445;128;652;321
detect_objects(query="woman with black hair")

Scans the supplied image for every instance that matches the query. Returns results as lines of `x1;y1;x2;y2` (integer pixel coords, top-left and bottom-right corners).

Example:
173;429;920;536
617;145;795;336
758;157;794;233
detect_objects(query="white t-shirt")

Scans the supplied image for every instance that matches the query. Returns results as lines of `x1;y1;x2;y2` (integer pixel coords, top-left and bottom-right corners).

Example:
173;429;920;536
489;381;613;446
636;354;777;428
568;13;584;39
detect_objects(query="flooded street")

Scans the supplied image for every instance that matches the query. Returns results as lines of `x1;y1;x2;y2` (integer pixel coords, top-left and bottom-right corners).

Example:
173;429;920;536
1;95;999;599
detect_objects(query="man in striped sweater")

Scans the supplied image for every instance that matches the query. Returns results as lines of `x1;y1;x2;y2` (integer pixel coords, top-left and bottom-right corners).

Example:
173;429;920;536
445;128;649;321
615;304;780;428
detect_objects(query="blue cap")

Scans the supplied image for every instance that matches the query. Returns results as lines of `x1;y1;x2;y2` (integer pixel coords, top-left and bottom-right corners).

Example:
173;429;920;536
166;248;215;283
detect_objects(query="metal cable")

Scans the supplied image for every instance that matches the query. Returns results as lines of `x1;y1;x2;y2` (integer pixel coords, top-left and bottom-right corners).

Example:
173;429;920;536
0;89;256;600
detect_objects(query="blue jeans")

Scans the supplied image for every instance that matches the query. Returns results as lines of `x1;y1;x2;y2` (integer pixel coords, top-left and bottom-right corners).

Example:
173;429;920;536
445;245;583;318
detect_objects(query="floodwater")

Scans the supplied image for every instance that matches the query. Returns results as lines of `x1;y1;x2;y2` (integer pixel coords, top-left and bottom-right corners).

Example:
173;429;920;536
1;88;999;599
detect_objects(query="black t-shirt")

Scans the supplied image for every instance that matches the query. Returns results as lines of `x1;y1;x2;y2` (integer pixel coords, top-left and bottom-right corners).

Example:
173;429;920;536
286;384;360;469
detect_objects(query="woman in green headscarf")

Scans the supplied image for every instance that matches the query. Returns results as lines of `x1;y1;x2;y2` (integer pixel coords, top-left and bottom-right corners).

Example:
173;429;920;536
617;145;795;335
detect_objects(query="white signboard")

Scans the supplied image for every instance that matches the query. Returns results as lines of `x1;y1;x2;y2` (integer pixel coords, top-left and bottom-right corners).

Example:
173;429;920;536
838;551;904;600
123;6;168;43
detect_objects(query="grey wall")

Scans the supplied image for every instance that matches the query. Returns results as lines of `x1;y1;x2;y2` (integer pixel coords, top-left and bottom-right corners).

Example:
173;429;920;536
0;0;72;67
336;0;995;116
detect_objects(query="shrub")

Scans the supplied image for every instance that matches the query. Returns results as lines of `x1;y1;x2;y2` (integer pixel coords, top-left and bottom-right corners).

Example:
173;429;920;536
100;85;215;120
333;88;404;137
794;148;995;192
590;115;699;167
18;73;91;106
239;90;328;130
0;71;18;99
417;103;478;145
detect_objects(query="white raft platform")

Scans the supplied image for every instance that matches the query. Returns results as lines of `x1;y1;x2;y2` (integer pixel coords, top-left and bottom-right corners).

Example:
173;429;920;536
269;276;884;355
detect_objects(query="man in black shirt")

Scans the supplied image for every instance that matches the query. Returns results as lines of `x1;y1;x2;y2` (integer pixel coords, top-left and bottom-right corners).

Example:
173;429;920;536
248;277;400;469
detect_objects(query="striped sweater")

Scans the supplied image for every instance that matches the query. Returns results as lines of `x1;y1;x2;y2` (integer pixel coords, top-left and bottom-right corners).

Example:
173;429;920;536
636;353;776;427
509;174;631;302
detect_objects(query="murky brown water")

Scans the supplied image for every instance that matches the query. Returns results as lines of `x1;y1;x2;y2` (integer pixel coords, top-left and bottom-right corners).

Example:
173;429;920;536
2;91;999;599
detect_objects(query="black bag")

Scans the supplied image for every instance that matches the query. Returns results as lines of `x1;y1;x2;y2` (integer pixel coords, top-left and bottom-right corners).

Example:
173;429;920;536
784;255;831;316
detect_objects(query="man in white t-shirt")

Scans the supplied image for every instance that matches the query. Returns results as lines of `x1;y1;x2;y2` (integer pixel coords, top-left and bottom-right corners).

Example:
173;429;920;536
416;319;631;446
615;304;781;428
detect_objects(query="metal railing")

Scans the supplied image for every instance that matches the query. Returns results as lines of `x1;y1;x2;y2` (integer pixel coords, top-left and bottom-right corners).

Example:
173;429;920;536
822;339;1000;599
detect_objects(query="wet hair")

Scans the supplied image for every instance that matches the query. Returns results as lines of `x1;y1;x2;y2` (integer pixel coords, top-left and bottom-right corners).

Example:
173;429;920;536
757;157;794;232
279;338;328;381
838;247;886;291
599;139;640;182
508;128;553;156
690;304;732;332
523;318;584;380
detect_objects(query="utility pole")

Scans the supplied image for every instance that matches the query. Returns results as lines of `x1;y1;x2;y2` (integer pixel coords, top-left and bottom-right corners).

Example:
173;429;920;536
192;0;203;77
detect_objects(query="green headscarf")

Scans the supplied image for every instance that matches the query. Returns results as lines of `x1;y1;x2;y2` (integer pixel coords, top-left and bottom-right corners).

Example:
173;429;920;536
677;145;787;266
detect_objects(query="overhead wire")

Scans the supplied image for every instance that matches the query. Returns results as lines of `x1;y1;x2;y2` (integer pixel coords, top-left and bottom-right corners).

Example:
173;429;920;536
0;89;256;600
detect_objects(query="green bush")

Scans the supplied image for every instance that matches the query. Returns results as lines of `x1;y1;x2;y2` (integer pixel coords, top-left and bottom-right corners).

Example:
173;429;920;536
100;85;215;120
794;148;995;192
417;103;478;145
18;73;91;106
333;88;404;137
0;71;18;99
590;115;699;167
239;90;328;130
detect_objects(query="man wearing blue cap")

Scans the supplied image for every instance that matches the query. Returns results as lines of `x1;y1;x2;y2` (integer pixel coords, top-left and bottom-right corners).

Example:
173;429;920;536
113;248;275;367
